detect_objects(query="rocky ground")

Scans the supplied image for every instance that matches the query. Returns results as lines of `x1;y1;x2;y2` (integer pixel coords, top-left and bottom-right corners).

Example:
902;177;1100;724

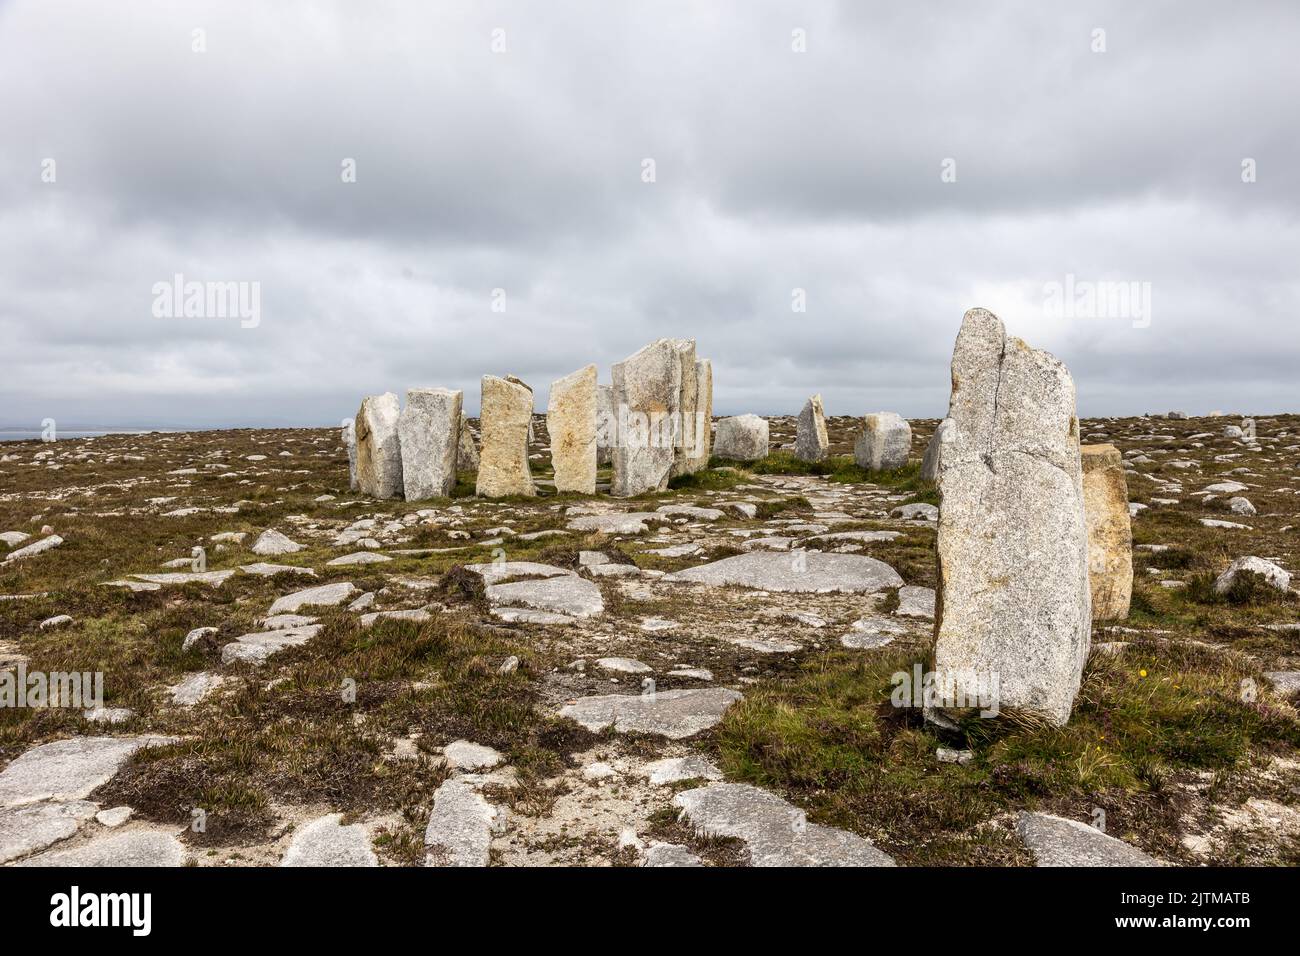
1;414;1298;867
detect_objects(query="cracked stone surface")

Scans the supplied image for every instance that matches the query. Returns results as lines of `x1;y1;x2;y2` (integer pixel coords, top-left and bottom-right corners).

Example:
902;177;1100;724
1017;812;1164;867
0;736;175;808
281;813;378;867
664;551;903;594
674;783;895;866
560;688;743;738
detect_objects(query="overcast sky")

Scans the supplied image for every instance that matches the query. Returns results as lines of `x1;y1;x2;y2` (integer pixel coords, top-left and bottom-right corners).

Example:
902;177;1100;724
2;1;1297;429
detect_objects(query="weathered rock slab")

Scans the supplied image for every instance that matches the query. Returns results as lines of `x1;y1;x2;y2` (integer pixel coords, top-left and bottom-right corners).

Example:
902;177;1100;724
1017;811;1164;867
674;783;895;866
560;688;743;738
664;551;903;594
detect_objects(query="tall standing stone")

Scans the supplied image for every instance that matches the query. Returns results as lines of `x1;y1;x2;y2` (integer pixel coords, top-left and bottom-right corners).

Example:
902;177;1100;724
1081;444;1133;621
854;413;912;471
687;359;713;472
920;418;953;483
932;308;1090;727
671;340;699;478
354;393;403;499
548;364;597;495
398;388;463;500
342;419;358;491
611;340;682;497
595;384;614;466
457;414;480;472
795;395;829;462
476;375;535;498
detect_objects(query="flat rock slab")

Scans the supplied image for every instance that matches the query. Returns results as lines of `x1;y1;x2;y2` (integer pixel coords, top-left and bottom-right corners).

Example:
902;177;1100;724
281;813;378;867
895;585;936;619
269;582;357;615
465;561;573;585
643;842;703;867
221;626;320;665
0;800;97;864
566;513;658;534
486;575;604;619
16;829;185;867
167;672;225;706
0;735;174;808
560;688;743;738
240;563;316;578
644;755;723;786
425;777;496;867
674;783;894;867
664;552;903;594
442;740;504;771
1017;812;1164;867
130;570;236;587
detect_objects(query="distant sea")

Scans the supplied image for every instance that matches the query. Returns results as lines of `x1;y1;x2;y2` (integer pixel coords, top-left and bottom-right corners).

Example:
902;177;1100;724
0;429;174;442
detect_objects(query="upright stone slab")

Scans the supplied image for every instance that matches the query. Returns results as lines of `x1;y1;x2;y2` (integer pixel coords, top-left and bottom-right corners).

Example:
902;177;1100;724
714;415;769;461
595;384;615;466
920;418;953;483
854;412;912;471
687;359;713;472
354;393;403;499
398;387;462;500
932;308;1090;727
456;414;480;472
1081;444;1133;621
548;364;597;494
342;419;358;491
476;376;535;497
611;340;682;497
795;394;829;462
671;339;699;478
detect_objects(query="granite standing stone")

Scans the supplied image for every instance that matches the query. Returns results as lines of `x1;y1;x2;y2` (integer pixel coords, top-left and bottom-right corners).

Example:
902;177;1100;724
342;419;358;491
547;364;598;494
854;412;912;471
795;394;829;462
611;339;683;496
476;375;535;497
920;417;953;483
1080;444;1133;621
457;414;480;472
713;414;770;460
932;308;1091;727
398;387;463;500
354;392;403;499
686;358;713;473
595;383;615;466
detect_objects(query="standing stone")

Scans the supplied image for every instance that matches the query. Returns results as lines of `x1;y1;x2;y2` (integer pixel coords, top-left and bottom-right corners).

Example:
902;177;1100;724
795;395;829;462
611;340;682;497
932;308;1091;727
920;418;953;483
456;414;480;472
342;419;358;491
548;364;597;494
476;375;535;497
1081;444;1132;621
595;384;615;466
714;415;769;461
398;387;463;500
687;359;714;472
853;412;912;471
671;339;699;477
354;393;403;499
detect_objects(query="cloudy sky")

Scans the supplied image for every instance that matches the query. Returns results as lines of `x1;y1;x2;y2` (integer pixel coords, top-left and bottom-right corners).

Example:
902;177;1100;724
2;0;1297;429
